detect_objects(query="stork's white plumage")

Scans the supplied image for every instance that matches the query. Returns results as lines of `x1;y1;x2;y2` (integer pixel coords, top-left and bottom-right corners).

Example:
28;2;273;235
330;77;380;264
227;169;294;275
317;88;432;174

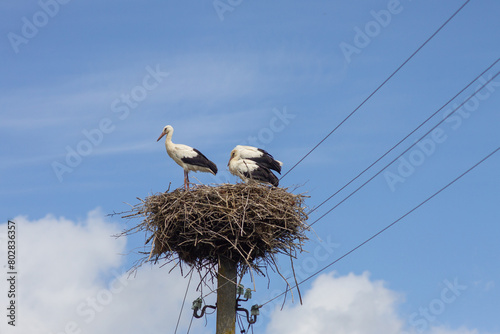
233;145;283;174
228;149;279;186
157;125;217;189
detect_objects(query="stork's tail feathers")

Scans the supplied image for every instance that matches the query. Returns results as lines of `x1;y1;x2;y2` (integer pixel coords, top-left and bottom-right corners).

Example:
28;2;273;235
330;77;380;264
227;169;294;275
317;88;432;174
207;160;218;175
247;156;282;174
269;172;279;187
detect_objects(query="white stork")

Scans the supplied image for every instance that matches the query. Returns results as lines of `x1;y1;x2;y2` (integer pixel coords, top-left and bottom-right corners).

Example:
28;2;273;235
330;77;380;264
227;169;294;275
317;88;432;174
228;149;279;186
233;145;283;174
157;125;218;189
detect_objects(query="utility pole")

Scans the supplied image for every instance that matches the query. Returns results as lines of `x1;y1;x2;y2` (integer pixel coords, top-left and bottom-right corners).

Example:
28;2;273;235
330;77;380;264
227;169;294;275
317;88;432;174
216;255;237;334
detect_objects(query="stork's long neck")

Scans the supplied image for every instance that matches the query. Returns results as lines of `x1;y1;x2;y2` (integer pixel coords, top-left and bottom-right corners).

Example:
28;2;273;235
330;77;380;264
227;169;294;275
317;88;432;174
164;130;175;152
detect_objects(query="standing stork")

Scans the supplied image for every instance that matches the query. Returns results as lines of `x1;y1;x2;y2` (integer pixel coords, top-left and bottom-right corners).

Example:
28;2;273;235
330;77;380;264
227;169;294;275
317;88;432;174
228;149;279;186
233;145;283;174
157;125;217;189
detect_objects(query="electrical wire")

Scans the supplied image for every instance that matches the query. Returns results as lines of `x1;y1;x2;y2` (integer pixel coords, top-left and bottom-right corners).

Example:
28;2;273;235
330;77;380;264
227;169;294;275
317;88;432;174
186;315;194;334
195;66;499;303
188;64;500;310
280;0;471;181
174;270;194;334
309;69;500;227
187;0;477;307
259;146;500;308
307;58;499;217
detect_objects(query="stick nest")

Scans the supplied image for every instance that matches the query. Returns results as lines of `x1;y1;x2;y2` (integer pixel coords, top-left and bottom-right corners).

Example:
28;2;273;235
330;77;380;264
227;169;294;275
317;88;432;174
120;183;309;280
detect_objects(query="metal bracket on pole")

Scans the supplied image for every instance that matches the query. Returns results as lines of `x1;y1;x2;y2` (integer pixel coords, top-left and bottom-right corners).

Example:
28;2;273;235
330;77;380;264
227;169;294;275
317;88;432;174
235;285;259;325
191;283;260;331
192;297;216;319
235;304;259;325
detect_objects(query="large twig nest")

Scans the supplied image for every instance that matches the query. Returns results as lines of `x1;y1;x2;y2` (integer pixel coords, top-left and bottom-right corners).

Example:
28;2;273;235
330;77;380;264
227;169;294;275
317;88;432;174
120;183;309;281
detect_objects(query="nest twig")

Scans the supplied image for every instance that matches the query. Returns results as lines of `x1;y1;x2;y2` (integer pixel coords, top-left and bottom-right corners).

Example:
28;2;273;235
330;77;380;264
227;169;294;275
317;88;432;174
118;183;309;293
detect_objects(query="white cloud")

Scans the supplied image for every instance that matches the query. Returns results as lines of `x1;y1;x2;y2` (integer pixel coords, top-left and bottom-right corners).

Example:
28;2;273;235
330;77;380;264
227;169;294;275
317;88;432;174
265;272;492;334
0;209;211;334
266;272;404;334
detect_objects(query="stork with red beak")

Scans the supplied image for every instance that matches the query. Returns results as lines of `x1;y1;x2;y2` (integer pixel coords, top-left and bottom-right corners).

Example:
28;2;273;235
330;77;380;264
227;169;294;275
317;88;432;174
157;125;218;190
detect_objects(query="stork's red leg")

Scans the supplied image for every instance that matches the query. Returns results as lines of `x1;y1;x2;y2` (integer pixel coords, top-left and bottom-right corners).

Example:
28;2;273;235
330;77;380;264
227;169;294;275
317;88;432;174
184;170;190;190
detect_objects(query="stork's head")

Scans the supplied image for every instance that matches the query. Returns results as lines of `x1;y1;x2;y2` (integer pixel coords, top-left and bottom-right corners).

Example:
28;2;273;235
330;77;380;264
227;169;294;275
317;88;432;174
157;125;173;141
227;148;240;166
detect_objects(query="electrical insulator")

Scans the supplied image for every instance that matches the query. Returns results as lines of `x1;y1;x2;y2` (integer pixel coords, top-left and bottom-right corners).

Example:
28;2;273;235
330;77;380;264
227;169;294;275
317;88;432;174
237;284;245;296
192;297;202;311
250;305;260;316
244;288;252;299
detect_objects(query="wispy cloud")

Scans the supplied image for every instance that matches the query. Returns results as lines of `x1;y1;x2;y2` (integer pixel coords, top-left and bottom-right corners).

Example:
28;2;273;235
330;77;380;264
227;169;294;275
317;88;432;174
92;141;158;156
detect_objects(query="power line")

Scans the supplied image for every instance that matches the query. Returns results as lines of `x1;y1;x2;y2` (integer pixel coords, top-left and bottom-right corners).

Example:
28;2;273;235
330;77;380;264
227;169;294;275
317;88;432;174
186;315;194;334
307;58;499;217
259;146;500;308
191;0;475;306
280;0;471;181
174;270;194;334
196;66;499;304
309;69;500;227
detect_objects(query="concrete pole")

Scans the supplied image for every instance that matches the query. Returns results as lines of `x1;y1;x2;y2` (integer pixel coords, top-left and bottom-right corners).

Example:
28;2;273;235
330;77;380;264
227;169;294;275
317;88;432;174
216;255;237;334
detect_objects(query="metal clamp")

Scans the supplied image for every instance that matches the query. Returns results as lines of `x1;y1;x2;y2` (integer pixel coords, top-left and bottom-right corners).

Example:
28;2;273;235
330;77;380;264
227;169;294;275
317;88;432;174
236;304;259;324
235;285;259;325
192;297;216;319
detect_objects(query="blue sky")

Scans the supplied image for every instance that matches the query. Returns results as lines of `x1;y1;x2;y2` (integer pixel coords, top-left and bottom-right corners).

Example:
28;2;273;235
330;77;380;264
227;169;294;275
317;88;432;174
1;1;499;333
